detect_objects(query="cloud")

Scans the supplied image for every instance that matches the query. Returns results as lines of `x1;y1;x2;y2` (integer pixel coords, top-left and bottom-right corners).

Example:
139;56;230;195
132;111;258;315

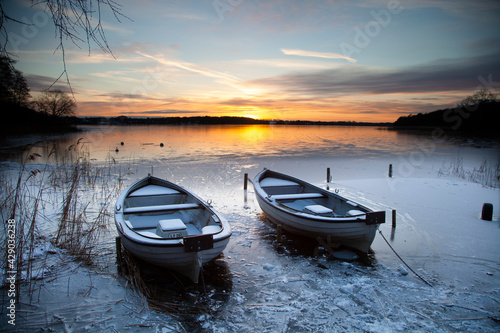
239;58;336;70
281;48;357;63
121;110;202;115
25;74;73;93
247;53;500;96
137;52;242;89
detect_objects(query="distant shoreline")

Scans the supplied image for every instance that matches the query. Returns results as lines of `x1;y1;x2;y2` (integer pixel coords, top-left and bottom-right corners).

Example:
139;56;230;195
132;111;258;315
74;115;393;127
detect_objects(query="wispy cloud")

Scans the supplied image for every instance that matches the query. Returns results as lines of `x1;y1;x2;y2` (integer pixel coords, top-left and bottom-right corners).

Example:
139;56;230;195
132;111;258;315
137;52;241;85
239;59;344;70
281;48;357;63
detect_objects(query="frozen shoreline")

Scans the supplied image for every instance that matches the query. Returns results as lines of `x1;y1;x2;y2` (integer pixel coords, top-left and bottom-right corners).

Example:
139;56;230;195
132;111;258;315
1;126;498;332
1;173;498;332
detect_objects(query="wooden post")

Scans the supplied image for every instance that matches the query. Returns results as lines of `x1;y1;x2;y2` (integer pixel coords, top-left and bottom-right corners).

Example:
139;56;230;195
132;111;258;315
388;164;393;178
392;210;397;228
116;236;122;267
327;168;331;183
481;203;493;221
244;173;248;190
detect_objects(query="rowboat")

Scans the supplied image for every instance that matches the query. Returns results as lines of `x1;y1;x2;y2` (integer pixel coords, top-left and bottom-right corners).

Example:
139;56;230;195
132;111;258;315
114;175;231;283
253;169;385;253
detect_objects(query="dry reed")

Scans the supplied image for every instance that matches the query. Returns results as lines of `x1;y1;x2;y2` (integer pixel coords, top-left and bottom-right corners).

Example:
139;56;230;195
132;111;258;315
438;157;500;188
0;139;128;298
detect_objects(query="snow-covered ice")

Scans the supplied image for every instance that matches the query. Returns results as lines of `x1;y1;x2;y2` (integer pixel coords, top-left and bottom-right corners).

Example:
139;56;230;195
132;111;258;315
1;125;499;332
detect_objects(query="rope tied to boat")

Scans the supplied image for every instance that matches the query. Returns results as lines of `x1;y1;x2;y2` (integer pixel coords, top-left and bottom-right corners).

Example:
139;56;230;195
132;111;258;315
378;230;433;287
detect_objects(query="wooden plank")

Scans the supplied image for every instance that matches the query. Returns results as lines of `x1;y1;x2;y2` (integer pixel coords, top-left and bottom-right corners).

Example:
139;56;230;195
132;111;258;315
366;211;386;225
184;234;214;252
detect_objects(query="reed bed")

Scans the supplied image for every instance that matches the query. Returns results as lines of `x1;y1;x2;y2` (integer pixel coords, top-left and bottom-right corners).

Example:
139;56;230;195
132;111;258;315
0;139;132;296
438;157;500;188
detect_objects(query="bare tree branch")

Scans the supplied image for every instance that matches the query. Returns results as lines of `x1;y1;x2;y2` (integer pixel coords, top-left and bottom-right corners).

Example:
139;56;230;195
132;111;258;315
1;0;130;92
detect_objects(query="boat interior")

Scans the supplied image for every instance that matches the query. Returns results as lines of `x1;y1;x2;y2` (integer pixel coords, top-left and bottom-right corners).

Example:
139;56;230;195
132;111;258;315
261;177;366;218
122;184;222;239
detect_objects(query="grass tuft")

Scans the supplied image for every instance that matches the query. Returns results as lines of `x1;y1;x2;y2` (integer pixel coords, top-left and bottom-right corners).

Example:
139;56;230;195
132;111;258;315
438;156;500;188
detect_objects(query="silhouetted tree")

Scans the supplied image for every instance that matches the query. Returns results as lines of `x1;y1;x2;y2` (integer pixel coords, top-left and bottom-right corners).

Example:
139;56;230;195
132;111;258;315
0;55;30;106
34;89;76;116
458;89;497;108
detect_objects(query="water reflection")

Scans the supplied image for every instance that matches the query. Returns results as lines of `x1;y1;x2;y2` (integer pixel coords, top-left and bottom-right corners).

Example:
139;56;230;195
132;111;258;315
256;213;378;267
118;249;232;327
2;125;498;170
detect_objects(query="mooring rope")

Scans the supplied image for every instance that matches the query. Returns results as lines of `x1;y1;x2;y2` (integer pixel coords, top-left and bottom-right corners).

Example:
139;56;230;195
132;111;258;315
378;230;433;287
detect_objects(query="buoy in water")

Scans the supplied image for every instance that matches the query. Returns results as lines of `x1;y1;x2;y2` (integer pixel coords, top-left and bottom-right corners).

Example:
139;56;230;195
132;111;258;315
160;143;164;147
120;142;124;146
481;203;493;221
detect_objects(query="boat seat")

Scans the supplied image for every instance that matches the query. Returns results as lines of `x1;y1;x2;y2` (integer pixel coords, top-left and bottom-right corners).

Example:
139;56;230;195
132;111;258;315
136;230;162;238
347;210;365;217
304;205;333;214
202;225;221;234
261;178;299;187
129;185;180;197
156;219;188;238
123;203;200;214
271;193;324;200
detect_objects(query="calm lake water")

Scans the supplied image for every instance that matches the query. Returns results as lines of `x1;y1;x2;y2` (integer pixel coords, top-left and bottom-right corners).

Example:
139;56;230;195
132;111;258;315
1;125;499;332
2;124;498;183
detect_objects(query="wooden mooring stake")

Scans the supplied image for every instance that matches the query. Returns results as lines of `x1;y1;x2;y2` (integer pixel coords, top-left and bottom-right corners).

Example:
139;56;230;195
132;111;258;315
388;164;393;178
327;168;331;183
276;225;283;242
116;236;123;267
244;173;248;190
392;209;397;228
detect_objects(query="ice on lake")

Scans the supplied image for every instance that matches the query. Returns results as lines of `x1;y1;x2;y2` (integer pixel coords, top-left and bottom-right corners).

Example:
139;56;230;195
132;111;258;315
0;125;499;332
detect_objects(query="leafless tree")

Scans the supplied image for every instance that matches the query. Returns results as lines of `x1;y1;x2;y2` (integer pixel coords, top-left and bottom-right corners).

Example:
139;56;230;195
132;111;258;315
34;89;76;116
458;89;497;108
1;0;128;90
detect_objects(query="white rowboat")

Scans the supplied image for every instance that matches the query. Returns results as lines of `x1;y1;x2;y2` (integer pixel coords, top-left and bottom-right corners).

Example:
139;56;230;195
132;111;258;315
114;175;231;283
253;169;385;253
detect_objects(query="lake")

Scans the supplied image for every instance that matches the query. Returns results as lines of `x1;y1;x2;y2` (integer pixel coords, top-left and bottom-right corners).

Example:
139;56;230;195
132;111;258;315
1;124;499;332
3;124;498;180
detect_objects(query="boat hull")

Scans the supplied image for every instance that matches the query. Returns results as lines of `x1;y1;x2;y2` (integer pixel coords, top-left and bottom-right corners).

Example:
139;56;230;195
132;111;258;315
253;169;384;253
114;175;231;282
117;227;230;281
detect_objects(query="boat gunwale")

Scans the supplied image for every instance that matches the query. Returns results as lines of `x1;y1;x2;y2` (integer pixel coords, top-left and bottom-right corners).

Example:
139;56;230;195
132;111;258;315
253;169;375;224
115;175;231;246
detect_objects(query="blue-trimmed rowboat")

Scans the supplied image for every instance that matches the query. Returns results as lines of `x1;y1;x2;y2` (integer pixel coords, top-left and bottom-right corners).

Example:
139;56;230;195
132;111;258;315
253;169;385;253
114;175;231;283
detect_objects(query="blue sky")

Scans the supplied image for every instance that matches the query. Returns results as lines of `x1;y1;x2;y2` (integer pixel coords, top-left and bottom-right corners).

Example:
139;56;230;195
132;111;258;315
3;0;500;121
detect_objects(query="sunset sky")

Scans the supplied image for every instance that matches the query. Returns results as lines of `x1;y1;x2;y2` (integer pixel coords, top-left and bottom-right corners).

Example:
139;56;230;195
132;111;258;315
4;0;500;122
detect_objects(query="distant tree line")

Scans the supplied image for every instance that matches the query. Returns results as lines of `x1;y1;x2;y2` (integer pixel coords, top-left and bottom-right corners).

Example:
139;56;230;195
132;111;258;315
394;89;499;134
74;116;392;127
1;55;77;134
